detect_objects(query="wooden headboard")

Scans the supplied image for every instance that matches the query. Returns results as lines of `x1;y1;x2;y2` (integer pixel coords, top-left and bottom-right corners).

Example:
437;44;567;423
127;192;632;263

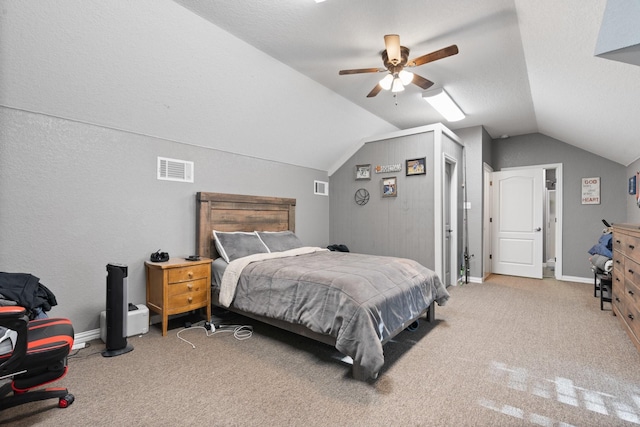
196;192;296;260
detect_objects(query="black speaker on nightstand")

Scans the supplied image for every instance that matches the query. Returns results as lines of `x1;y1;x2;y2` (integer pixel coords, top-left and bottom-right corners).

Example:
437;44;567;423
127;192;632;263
102;263;134;357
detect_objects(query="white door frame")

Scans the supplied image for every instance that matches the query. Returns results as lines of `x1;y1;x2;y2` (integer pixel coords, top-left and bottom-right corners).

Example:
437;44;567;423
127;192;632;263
443;153;458;286
498;163;563;280
483;162;493;280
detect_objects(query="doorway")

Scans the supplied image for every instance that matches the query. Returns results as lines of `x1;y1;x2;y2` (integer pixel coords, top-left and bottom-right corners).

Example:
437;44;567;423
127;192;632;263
488;164;563;280
443;154;458;286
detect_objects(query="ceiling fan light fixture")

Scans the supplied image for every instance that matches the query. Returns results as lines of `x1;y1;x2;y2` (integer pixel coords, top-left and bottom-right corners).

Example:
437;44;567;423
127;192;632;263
379;74;394;91
384;34;401;65
398;70;414;86
422;87;465;122
391;77;405;93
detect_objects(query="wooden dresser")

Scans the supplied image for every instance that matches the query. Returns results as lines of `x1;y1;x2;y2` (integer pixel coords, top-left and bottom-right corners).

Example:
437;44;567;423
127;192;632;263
612;224;640;352
145;257;212;336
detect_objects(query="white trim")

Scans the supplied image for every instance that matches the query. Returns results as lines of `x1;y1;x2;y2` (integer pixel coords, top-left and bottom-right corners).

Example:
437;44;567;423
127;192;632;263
500;163;563;280
443;152;458;286
73;328;101;350
560;275;592;284
434;128;443;281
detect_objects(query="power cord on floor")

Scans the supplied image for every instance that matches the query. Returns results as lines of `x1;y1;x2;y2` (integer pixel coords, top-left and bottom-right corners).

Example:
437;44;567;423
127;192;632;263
176;322;253;349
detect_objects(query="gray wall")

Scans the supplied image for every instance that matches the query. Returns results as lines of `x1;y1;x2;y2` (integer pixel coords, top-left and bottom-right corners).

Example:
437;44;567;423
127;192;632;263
626;158;640;223
329;127;464;283
454;126;490;280
330;132;436;268
0;107;330;333
491;133;627;278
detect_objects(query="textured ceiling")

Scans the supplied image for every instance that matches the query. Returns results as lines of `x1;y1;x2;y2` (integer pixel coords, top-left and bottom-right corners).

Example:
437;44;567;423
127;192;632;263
174;0;640;166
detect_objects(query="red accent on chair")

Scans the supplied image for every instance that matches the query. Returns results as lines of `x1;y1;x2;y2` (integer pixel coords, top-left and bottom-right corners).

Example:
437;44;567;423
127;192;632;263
0;306;75;410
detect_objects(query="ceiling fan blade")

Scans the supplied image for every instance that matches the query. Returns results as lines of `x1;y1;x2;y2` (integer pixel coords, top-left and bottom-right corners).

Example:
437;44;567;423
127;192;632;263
384;34;401;65
366;84;383;98
339;67;385;75
411;73;434;90
408;44;459;67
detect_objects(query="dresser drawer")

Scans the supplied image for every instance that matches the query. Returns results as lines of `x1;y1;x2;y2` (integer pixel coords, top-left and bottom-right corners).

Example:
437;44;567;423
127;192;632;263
167;278;208;297
625;258;640;289
625;303;640;343
168;264;210;283
626;234;640;265
613;251;624;277
167;289;208;311
625;277;640;308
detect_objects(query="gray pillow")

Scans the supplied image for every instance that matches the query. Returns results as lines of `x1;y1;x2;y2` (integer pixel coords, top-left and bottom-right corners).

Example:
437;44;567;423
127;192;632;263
256;231;304;252
213;231;269;263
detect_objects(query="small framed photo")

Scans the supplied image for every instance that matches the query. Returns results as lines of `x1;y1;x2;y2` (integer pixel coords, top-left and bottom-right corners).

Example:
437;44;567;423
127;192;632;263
406;157;426;176
382;176;397;197
355;164;371;180
630;175;637;195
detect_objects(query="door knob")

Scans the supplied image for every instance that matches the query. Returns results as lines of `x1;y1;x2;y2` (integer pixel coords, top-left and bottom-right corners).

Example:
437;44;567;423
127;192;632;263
535;227;542;231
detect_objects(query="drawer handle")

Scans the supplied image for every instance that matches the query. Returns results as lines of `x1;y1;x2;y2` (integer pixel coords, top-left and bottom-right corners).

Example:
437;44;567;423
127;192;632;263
187;283;193;290
629;314;635;321
188;272;193;278
629;269;635;275
630;245;636;250
188;297;193;303
629;290;635;296
616;297;621;302
616;260;621;265
616;277;621;282
616;239;621;244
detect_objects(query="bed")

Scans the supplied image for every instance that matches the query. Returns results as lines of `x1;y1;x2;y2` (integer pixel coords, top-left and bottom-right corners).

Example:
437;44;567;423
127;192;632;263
196;192;449;380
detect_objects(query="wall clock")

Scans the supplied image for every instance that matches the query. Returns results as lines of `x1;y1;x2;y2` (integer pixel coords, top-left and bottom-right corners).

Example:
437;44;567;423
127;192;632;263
354;188;370;206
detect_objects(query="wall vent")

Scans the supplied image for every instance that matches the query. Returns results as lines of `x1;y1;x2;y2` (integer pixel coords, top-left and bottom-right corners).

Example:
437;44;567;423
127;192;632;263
314;180;329;196
157;157;194;183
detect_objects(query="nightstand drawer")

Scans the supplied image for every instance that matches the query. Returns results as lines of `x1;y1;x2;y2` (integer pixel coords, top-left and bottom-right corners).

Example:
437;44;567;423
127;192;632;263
168;264;209;283
167;278;208;297
168;289;208;311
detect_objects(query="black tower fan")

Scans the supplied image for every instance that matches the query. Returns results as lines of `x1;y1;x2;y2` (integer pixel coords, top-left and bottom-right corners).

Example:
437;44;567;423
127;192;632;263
102;263;134;357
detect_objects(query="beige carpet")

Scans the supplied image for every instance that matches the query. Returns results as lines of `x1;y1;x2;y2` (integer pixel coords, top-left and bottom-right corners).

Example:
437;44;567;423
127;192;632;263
2;275;640;426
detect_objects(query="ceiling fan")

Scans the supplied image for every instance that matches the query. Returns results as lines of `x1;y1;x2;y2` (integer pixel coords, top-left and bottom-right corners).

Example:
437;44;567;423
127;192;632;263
338;35;459;98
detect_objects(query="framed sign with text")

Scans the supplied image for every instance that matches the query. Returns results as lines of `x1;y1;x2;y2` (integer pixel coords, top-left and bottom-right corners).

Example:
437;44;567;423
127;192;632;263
581;177;600;205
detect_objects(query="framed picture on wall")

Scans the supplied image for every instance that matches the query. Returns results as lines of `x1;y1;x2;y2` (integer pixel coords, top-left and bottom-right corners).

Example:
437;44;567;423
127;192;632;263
382;177;397;197
355;164;371;180
630;175;637;195
406;157;426;176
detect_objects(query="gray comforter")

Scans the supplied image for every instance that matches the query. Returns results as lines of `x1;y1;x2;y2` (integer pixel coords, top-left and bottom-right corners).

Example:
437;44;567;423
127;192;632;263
222;248;449;380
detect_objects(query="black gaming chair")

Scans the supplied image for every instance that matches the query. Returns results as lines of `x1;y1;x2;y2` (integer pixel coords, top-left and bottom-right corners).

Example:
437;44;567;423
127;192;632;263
0;306;75;410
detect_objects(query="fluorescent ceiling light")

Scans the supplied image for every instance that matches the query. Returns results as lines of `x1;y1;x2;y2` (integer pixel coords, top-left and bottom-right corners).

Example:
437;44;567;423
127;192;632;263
422;87;465;122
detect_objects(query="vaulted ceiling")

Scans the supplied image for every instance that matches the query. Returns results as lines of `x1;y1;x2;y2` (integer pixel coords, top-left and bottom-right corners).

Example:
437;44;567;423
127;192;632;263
3;1;639;172
174;0;640;167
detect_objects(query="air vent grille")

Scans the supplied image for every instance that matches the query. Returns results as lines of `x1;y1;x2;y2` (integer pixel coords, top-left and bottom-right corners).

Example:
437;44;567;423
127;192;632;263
157;157;194;183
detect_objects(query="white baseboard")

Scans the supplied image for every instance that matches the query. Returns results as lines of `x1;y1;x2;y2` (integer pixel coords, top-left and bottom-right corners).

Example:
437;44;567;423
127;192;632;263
560;275;592;284
73;328;101;350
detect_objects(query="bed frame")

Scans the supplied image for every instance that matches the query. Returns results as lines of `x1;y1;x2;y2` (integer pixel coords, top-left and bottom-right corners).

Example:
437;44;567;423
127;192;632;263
195;191;434;380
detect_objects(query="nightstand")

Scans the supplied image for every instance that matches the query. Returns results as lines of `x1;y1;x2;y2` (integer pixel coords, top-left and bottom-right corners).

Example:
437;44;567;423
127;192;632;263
145;257;212;336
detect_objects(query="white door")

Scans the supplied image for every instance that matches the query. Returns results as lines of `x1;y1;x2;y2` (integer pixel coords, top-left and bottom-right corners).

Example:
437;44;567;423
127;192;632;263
492;168;544;279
